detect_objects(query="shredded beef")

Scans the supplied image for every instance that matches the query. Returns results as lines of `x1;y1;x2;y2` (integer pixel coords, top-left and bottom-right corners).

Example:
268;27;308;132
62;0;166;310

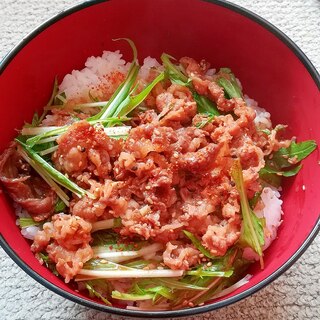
0;143;56;221
32;214;93;282
0;55;292;284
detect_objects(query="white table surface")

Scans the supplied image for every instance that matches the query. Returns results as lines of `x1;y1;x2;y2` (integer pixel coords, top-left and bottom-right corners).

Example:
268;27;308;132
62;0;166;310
0;1;319;319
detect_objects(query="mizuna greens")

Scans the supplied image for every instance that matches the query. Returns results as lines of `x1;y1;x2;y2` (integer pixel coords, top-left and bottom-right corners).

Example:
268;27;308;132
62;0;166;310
259;140;317;187
231;159;265;268
161;53;220;116
0;40;317;311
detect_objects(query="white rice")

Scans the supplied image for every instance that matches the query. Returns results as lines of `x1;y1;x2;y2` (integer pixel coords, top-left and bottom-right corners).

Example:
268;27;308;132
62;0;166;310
14;203;41;240
21;226;40;240
13;202;30;219
245;94;272;129
256;187;283;247
139;57;162;81
243;187;283;261
59;52;162;102
59;50;129;101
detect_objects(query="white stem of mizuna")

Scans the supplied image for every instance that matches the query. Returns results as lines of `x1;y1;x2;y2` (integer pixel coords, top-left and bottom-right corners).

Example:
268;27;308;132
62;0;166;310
76;269;184;281
93;243;163;263
91;219;115;232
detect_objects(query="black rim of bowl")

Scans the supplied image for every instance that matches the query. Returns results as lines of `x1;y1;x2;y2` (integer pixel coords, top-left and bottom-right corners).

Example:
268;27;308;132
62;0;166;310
0;0;319;318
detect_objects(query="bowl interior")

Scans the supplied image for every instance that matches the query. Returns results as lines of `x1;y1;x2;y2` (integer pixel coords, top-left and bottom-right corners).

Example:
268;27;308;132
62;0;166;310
0;0;319;316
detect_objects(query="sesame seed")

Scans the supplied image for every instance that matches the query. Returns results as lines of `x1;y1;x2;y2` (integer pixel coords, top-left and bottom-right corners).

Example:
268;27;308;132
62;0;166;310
100;259;108;264
157;266;164;270
206;262;212;267
198;303;204;306
199;253;204;258
77;145;82;151
145;185;151;190
173;152;179;158
188;302;194;307
197;201;203;205
302;185;306;191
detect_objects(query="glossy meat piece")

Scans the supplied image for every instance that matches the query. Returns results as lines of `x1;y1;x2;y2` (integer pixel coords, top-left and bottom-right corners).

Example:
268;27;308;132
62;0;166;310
53;120;122;178
0;143;56;221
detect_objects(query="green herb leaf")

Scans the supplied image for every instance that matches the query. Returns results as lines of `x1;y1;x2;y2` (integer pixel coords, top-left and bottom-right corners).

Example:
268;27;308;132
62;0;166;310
281;164;303;177
216;68;243;99
260;129;271;135
18;217;41;228
85;280;112;305
192;92;220;116
24;118;129;147
195;114;215;129
117;72;165;117
186;269;233;278
161;53;220;117
124;259;155;269
128;281;175;302
259;140;316;186
161;53;189;85
183;230;215;259
112;290;154;301
249;191;262;209
54;198;66;212
16;140;87;199
217;78;241;99
157;278;206;290
268;140;317;170
89;38;140;121
32;141;56;153
259;167;282;188
193;256;252;305
147;285;174;300
231;159;265;265
38;252;59;276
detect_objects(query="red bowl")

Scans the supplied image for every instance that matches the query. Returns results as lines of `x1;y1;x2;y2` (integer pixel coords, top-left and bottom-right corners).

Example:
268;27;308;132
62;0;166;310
0;0;319;318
